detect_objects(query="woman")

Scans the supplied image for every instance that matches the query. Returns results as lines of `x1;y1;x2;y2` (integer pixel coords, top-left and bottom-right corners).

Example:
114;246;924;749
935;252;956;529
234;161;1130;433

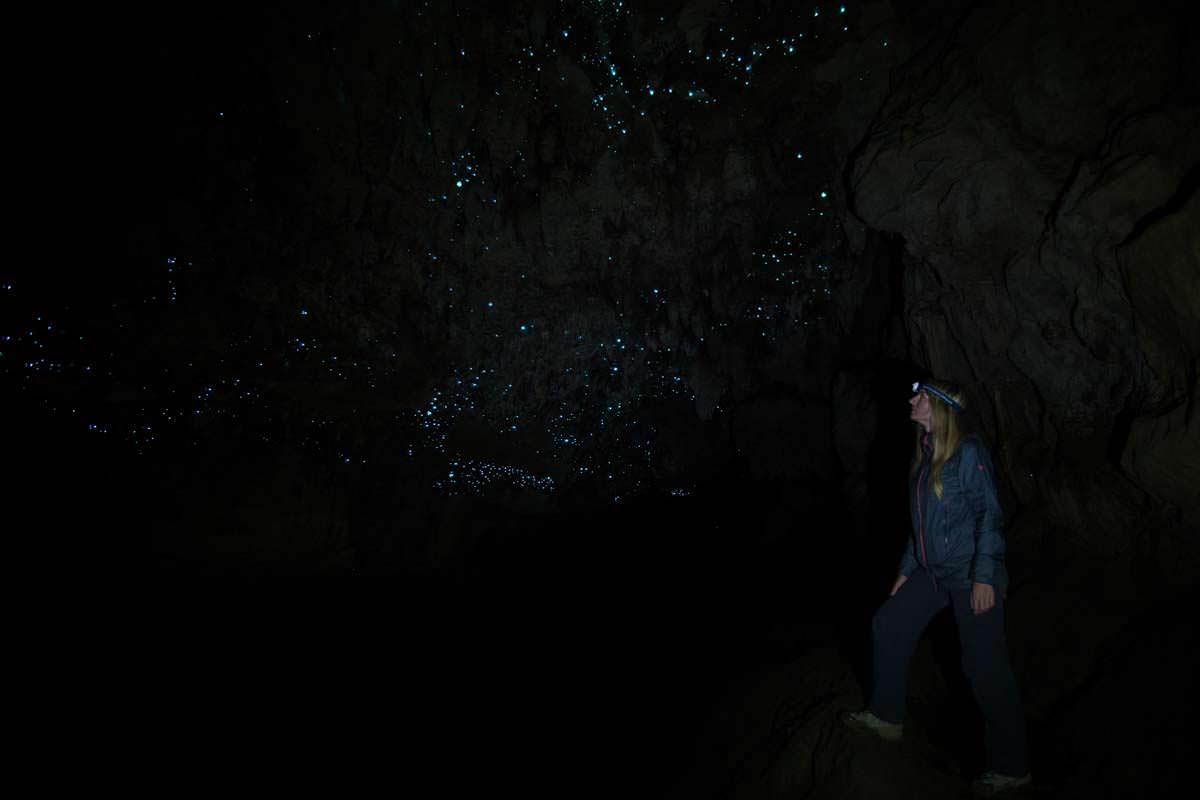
844;380;1031;795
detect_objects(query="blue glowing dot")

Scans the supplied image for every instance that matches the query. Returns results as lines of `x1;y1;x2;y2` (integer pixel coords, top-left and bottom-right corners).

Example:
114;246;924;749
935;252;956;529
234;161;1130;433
487;301;494;308
820;191;828;198
520;324;528;331
300;309;309;316
456;180;463;188
648;88;655;96
840;4;846;11
814;7;820;16
562;30;569;37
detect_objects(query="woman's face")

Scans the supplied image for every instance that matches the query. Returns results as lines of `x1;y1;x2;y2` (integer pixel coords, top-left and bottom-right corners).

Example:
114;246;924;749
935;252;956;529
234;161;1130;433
909;390;932;430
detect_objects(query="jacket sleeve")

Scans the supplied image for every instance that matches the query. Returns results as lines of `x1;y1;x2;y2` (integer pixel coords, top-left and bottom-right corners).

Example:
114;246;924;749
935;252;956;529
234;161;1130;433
898;535;919;577
960;439;1005;585
898;473;919;577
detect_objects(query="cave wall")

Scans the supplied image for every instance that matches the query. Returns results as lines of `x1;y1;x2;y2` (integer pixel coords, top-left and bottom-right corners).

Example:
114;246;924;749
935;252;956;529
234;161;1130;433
129;0;1199;575
844;0;1198;576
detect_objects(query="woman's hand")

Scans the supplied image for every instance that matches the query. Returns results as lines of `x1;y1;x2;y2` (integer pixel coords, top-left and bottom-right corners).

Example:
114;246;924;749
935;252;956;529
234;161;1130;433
970;582;995;615
890;575;908;596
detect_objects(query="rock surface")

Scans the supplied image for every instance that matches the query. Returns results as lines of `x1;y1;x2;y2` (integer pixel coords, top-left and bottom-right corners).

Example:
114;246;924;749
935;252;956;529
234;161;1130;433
125;0;1197;582
847;0;1198;579
78;1;1200;795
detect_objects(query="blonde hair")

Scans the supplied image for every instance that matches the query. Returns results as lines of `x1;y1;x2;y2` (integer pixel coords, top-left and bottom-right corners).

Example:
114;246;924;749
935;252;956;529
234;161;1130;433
910;380;968;500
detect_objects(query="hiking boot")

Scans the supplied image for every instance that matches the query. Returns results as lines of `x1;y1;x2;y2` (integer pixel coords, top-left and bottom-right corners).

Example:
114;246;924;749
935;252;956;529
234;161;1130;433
841;709;903;741
971;771;1032;795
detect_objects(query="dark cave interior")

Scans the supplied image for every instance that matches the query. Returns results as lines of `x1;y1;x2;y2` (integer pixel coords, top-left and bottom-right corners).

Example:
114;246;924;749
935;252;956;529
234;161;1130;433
9;0;1198;796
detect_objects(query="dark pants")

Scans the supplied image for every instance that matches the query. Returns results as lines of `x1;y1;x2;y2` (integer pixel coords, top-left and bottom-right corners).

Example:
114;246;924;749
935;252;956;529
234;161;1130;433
869;567;1029;777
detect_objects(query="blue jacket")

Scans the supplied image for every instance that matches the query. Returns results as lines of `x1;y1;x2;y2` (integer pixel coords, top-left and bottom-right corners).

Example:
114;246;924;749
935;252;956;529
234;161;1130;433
898;433;1008;594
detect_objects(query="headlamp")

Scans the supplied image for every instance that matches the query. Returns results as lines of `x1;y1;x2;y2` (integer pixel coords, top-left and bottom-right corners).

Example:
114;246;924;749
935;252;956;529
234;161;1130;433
912;381;964;413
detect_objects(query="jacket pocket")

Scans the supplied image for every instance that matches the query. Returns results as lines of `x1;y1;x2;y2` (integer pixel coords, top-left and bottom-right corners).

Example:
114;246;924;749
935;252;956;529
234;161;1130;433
942;510;974;564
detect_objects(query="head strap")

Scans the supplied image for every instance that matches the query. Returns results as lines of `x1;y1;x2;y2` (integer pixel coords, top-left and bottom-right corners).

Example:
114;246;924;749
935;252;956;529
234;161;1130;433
912;381;964;413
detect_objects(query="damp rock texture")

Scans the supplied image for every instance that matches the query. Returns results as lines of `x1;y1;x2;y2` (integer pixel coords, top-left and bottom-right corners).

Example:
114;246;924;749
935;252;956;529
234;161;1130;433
81;0;1198;796
846;0;1199;578
127;0;1197;579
